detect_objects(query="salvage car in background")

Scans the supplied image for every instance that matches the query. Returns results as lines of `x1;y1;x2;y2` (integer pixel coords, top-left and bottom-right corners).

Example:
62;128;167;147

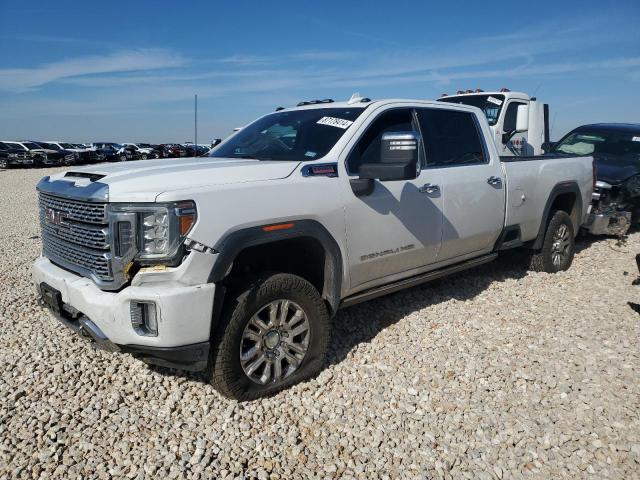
159;143;188;158
122;143;161;159
1;141;70;167
0;141;34;168
183;143;210;157
552;123;640;235
44;141;105;164
92;143;137;162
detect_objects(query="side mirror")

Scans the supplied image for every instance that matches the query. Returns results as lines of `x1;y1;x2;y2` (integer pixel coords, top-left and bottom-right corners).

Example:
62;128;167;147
359;132;420;182
542;141;555;153
515;104;529;132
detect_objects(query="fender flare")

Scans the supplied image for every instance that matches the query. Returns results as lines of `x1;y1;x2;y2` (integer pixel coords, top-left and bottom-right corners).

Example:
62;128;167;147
532;181;583;250
208;219;343;315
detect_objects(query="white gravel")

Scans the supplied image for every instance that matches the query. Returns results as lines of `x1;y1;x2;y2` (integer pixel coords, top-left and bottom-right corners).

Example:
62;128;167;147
1;166;639;479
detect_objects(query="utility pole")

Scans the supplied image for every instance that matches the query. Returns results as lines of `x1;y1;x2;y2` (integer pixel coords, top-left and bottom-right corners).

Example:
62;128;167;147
194;94;198;157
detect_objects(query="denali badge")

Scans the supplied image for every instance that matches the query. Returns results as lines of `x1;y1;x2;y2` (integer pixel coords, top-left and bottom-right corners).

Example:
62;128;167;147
44;207;66;226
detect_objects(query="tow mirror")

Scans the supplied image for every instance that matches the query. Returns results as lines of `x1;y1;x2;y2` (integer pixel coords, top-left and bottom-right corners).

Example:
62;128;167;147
515;104;529;132
359;132;420;182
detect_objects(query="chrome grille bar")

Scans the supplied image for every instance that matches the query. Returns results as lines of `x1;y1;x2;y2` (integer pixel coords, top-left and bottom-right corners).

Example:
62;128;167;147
39;211;109;250
39;192;107;224
41;231;112;281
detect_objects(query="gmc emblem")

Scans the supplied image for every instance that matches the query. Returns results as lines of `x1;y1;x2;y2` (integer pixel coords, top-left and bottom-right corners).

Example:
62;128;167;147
45;207;66;226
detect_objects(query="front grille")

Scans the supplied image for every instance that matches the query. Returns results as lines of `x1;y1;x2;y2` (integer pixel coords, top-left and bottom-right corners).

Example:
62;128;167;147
38;192;112;282
39;211;108;249
39;192;107;224
42;233;111;280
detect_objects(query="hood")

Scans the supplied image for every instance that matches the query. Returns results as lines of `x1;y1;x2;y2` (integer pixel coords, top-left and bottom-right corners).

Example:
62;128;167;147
595;153;640;185
46;157;301;202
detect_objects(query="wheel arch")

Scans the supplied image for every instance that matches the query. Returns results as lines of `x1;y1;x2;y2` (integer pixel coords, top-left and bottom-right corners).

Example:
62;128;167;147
208;220;343;316
532;181;582;250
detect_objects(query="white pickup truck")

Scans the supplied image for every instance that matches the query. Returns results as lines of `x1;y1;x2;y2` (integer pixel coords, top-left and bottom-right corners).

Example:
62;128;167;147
33;97;594;400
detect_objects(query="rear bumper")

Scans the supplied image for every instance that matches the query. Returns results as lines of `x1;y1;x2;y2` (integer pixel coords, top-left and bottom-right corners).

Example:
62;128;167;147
33;256;216;371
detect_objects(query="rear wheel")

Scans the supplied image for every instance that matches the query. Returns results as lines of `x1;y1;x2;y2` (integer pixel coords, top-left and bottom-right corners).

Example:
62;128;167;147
141;153;148;160
529;210;575;273
210;273;330;400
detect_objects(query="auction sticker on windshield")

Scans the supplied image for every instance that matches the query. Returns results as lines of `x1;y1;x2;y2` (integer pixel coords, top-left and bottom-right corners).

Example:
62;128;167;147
317;117;354;129
486;96;503;106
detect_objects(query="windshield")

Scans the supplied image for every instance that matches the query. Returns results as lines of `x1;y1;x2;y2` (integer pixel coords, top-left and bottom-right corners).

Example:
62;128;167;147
61;143;76;149
553;130;640;157
137;143;152;148
23;142;42;150
439;94;505;126
210;107;365;161
41;142;60;150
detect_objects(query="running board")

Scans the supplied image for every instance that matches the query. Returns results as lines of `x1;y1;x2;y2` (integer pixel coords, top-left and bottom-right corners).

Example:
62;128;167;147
340;253;498;308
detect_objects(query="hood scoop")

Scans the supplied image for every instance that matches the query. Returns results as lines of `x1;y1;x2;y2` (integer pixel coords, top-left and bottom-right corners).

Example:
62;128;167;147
65;171;106;182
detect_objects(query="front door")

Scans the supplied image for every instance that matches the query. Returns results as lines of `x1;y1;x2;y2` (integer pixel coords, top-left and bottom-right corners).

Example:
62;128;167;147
343;107;444;290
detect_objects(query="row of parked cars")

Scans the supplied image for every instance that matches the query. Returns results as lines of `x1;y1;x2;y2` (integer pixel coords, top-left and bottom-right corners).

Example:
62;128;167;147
0;141;213;168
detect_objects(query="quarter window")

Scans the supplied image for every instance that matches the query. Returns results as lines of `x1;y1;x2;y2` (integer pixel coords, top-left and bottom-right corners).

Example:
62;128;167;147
417;109;486;167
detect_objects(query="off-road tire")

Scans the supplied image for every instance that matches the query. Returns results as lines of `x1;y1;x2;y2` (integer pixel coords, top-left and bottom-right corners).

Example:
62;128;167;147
529;210;575;273
210;273;330;401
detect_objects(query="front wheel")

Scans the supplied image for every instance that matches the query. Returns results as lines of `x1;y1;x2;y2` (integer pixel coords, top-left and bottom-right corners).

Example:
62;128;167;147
210;273;330;400
0;158;7;169
529;210;575;273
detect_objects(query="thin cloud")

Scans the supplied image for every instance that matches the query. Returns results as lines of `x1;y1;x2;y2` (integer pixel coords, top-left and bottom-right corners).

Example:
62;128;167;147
0;49;184;92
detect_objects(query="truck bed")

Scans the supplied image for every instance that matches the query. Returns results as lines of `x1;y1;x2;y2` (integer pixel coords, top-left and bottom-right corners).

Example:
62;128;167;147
500;154;593;242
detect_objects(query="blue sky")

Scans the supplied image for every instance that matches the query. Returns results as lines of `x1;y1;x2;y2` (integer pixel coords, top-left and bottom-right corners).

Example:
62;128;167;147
0;0;639;143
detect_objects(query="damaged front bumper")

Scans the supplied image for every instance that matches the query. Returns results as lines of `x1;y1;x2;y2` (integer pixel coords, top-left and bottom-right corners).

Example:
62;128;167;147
586;210;632;236
587;181;634;236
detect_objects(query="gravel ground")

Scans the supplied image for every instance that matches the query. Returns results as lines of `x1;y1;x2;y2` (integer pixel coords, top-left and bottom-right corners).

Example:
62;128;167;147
1;166;639;479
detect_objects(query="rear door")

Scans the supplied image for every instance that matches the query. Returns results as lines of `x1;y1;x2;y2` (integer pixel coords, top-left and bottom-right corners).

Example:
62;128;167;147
416;107;505;260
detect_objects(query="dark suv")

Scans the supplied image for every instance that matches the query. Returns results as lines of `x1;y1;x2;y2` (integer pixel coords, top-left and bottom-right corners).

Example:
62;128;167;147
0;142;34;168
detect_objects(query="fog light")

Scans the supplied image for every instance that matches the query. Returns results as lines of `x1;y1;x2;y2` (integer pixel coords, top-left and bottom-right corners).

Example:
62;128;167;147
130;301;158;336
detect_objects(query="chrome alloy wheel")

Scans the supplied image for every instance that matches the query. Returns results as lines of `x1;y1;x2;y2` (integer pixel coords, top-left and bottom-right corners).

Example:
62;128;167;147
551;223;571;267
240;300;310;385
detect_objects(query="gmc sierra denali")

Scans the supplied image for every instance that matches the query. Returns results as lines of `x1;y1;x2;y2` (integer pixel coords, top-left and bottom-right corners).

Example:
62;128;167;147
33;97;594;400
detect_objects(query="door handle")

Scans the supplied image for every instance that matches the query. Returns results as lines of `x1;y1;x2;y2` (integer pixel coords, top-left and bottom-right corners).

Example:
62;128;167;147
419;183;440;195
487;176;502;187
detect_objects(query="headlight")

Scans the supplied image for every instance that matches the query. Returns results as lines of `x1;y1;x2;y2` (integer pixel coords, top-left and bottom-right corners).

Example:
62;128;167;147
109;201;197;264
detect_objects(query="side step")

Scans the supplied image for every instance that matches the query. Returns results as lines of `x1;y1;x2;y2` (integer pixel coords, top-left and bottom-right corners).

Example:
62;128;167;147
340;253;498;308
